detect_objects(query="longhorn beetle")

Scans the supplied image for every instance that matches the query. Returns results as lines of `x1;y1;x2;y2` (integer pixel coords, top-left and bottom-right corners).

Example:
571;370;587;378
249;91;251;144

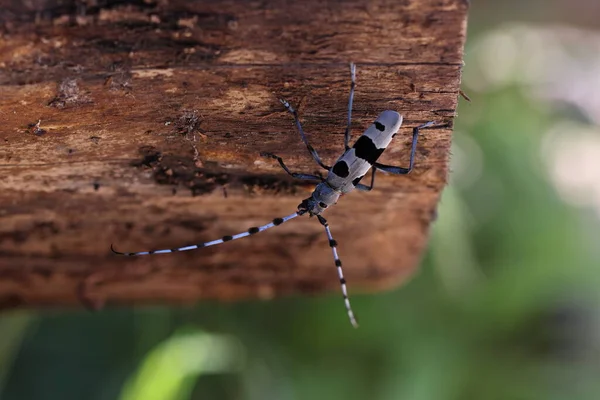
111;63;436;328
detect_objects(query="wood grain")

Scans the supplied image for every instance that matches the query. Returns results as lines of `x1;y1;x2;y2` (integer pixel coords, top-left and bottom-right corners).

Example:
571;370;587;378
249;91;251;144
0;0;468;309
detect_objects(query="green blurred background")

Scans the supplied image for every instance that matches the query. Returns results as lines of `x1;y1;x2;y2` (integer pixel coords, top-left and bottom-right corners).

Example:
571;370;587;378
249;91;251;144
3;1;600;399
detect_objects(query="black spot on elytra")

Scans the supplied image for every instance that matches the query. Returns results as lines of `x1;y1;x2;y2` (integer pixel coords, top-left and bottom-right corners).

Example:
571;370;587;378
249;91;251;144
353;136;385;165
352;175;365;186
318;202;328;209
374;121;385;131
332;160;350;178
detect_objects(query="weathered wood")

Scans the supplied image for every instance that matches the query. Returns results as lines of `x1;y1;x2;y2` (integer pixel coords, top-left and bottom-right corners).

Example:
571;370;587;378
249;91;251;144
0;0;468;309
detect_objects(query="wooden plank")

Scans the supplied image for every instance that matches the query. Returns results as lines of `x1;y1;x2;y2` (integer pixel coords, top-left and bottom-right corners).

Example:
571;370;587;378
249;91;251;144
0;0;468;309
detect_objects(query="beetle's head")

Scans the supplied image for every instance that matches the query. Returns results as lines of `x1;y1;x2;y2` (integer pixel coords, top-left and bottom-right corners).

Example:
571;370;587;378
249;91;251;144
297;183;339;216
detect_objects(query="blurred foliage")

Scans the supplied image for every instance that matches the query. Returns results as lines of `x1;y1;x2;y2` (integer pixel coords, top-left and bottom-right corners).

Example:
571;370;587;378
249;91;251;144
2;10;600;400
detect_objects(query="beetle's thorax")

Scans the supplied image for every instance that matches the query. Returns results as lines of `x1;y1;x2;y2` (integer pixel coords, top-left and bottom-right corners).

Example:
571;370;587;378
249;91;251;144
298;182;341;216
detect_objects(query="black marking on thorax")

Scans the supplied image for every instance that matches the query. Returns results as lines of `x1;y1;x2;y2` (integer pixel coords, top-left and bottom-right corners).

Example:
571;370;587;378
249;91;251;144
353;135;385;165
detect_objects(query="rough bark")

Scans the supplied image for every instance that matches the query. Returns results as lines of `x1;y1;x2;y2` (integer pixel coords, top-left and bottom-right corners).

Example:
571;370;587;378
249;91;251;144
0;0;468;309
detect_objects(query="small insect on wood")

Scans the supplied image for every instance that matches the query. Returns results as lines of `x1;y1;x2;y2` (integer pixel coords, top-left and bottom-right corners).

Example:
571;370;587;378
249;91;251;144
112;63;436;328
